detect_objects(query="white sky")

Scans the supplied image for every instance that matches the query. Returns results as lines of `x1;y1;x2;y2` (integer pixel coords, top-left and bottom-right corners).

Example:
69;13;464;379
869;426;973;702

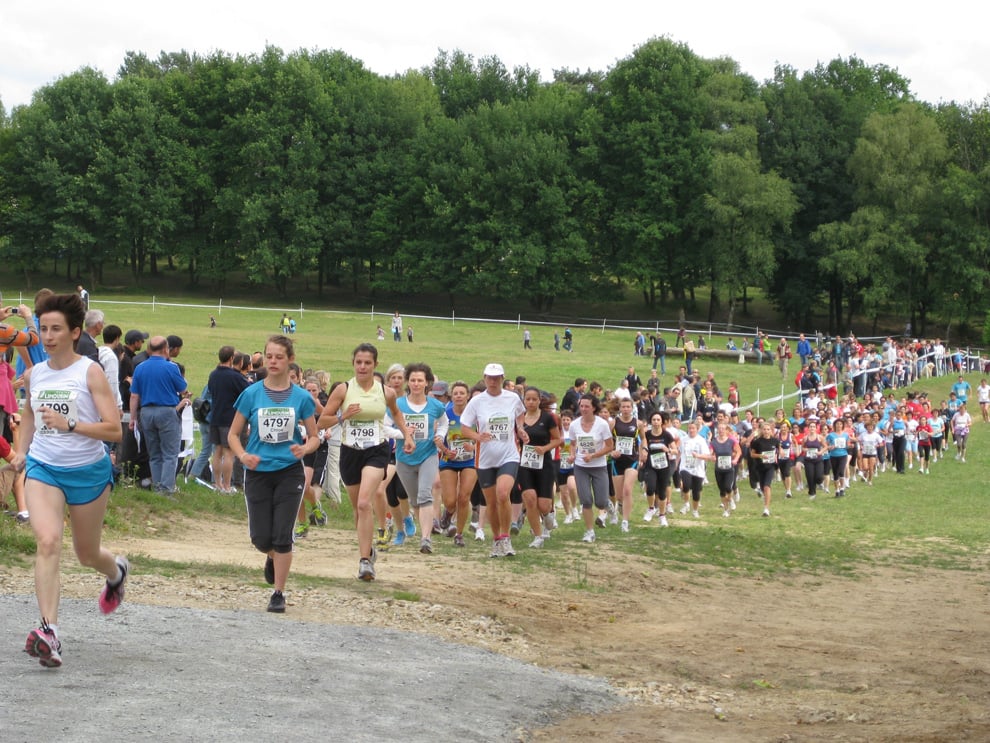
2;2;988;112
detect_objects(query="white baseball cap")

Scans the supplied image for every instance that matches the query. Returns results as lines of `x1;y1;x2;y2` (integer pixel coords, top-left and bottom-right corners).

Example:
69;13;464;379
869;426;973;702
483;363;505;377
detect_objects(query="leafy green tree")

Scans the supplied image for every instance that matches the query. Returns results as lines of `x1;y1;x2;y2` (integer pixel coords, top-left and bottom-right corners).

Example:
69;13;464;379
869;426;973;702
596;38;713;308
760;57;911;329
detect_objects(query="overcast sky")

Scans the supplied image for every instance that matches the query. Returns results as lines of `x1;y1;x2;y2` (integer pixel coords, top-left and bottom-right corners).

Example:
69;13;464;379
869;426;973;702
2;2;988;112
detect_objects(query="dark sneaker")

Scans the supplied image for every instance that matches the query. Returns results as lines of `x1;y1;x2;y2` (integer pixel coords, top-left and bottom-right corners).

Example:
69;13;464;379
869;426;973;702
419;538;433;554
25;620;61;668
264;556;275;585
99;556;129;614
267;590;286;613
453;533;466;547
439;509;453;534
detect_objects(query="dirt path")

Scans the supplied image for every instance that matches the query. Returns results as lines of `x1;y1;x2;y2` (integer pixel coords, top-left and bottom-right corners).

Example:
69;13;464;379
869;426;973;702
5;516;990;741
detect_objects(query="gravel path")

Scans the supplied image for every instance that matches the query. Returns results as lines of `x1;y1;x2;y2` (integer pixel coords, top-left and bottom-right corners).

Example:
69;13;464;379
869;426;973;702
0;594;621;742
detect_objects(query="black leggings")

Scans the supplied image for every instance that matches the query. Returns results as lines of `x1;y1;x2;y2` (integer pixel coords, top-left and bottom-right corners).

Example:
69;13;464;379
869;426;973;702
804;458;825;495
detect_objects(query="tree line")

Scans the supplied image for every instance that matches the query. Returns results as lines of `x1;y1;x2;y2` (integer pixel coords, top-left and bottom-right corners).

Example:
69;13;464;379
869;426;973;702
1;38;988;336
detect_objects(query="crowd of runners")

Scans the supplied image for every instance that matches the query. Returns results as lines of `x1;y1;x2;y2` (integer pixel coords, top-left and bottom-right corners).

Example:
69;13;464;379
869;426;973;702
5;294;985;663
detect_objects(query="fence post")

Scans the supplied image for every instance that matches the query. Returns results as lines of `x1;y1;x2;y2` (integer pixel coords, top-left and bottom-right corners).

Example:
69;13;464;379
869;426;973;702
451;310;455;326
602;318;606;334
517;315;521;330
152;296;156;312
218;298;223;316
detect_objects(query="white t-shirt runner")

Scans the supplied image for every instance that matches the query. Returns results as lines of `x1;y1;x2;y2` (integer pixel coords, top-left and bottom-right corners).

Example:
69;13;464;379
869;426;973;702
459;390;525;469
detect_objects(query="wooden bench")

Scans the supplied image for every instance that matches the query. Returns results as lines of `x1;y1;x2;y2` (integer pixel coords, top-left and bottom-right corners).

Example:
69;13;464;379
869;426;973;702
671;347;774;365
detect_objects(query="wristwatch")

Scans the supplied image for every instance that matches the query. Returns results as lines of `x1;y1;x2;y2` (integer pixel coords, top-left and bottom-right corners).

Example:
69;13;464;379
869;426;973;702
67;418;77;432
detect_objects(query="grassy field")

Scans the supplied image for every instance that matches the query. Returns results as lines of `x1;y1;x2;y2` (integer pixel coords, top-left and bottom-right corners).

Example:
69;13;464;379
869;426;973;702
1;292;988;580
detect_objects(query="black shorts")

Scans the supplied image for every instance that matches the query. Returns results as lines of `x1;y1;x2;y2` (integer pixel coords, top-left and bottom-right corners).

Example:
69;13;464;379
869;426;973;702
778;458;793;478
209;425;232;447
304;444;329;486
477;462;519;490
339;442;390;487
757;465;776;490
517;463;555;500
611;457;638;476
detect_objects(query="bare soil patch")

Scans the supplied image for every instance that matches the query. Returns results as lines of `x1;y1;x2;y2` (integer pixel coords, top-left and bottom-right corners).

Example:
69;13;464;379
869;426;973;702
5;515;990;742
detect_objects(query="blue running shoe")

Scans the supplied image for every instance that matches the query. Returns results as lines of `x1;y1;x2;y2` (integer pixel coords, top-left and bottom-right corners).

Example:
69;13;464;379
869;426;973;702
393;529;406;547
403;515;416;538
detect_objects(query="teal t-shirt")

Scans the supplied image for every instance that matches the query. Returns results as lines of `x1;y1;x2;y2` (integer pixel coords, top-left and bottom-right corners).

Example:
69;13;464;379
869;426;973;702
233;382;316;472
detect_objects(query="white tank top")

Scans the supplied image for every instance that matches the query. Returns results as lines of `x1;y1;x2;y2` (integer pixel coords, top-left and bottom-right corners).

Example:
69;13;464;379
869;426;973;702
29;357;107;467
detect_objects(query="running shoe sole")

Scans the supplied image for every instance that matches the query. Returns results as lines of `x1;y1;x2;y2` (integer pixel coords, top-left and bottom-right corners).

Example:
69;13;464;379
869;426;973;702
264;556;275;585
99;557;130;615
25;628;62;668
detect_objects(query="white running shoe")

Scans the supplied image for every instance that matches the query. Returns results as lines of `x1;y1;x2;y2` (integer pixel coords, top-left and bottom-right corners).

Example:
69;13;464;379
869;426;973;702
620;520;629;533
729;499;736;511
692;509;700;519
643;507;655;522
722;509;730;518
658;515;669;527
762;508;771;517
475;527;485;541
529;535;544;548
563;512;574;525
665;503;675;515
679;503;690;515
571;507;581;520
581;529;596;543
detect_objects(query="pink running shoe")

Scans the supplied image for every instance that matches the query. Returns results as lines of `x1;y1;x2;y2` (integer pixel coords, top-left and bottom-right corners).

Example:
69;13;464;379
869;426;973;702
25;620;62;668
99;556;130;614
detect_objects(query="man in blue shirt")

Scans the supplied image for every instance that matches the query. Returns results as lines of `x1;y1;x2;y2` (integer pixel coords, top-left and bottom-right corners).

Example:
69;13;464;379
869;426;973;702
952;375;971;404
129;336;188;495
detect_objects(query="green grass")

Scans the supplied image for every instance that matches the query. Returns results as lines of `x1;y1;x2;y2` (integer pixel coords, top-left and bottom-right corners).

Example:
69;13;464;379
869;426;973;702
2;289;989;584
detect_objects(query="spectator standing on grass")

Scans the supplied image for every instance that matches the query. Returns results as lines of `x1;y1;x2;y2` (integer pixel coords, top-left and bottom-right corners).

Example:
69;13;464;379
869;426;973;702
227;335;320;613
208;345;251;494
651;333;667;374
777;337;791;379
76;310;103;365
98;324;123;413
523;328;532;350
391;311;403;342
129;336;188;495
12;292;125;669
797;333;813;366
13;288;53;382
76;285;89;311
